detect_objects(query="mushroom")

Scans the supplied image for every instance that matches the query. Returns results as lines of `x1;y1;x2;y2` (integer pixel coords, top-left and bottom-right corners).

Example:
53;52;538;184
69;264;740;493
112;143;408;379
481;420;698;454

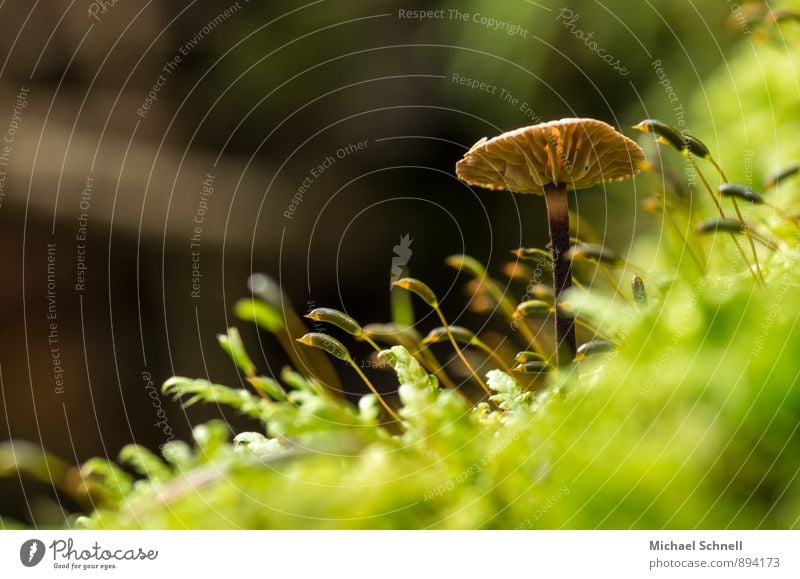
455;118;645;365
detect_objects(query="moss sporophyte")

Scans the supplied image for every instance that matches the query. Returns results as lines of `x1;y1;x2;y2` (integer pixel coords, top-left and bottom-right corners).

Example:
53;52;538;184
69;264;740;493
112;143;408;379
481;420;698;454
456;119;645;365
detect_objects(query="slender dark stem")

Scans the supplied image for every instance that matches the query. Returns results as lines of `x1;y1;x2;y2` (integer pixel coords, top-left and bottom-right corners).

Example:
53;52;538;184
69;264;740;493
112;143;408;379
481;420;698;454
544;185;576;366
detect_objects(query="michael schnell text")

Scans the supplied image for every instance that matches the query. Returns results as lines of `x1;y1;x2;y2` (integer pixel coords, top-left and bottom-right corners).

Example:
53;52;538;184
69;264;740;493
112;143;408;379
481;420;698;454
650;540;743;551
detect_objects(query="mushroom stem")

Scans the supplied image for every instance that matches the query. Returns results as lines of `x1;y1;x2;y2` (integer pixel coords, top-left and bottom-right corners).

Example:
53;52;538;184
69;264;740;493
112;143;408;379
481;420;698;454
544;185;577;365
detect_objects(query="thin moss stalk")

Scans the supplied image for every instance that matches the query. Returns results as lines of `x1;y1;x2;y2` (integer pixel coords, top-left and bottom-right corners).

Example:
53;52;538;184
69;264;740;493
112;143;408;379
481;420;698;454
393;278;493;396
431;306;492;396
348;360;401;422
689;159;763;285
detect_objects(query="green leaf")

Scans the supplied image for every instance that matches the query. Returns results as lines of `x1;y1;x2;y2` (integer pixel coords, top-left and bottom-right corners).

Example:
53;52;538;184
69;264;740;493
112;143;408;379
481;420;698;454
162;377;273;421
486;369;532;412
379;345;437;391
0;440;72;487
280;367;326;397
248;375;287;401
234;298;283;333
358;394;381;422
218;327;256;377
160;441;195;471
79;458;134;507
233;432;282;455
118;445;172;482
192;420;231;462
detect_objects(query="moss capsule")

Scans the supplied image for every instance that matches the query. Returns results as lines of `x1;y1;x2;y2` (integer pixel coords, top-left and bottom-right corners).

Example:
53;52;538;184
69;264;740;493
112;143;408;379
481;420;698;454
392;278;438;307
719;183;764;204
423;326;475;345
632;275;647;306
765;164;800;188
528;284;555;304
634;119;710;159
514;351;548;364
512;248;553;272
513;300;553;319
297;333;350;361
633;119;684;149
565;243;624;268
682;134;711;159
574;339;616;361
510;361;550;374
695;217;746;235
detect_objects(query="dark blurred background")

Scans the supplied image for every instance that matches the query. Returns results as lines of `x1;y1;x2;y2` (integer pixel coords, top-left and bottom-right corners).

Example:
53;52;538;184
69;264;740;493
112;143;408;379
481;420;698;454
0;0;755;523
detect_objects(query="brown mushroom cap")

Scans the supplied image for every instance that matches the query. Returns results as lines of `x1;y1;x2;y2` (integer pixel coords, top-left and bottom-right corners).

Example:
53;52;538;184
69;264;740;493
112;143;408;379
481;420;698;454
455;118;646;193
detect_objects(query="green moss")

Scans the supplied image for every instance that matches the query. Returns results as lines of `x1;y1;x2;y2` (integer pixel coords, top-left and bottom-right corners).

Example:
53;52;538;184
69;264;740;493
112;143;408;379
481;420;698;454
70;244;800;528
